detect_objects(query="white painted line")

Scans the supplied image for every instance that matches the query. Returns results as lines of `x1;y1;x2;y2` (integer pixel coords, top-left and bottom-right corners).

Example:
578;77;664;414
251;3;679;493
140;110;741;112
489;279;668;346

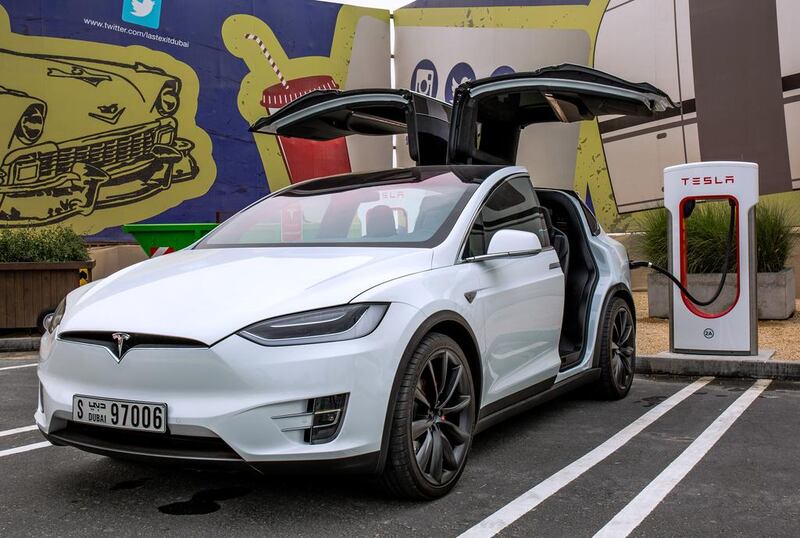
458;376;715;538
593;378;771;538
0;362;37;371
0;425;37;438
0;441;51;458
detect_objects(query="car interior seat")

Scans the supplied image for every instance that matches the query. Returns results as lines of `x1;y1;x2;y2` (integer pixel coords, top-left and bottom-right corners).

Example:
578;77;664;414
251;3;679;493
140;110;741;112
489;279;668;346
365;205;397;238
543;207;570;277
412;195;453;240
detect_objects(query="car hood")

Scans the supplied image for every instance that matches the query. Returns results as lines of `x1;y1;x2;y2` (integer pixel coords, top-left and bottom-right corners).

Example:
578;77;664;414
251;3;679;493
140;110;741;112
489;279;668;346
60;247;432;344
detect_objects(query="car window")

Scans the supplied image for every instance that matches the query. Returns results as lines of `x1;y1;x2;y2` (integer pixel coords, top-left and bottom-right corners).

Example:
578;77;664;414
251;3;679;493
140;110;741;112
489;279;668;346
197;170;480;248
463;176;550;258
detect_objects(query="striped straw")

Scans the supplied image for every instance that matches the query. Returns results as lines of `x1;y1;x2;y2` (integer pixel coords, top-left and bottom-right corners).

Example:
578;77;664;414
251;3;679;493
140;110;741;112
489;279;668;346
245;33;288;88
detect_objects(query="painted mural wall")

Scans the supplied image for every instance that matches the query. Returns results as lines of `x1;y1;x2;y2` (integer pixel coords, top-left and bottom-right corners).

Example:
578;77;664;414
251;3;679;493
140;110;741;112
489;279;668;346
0;0;389;239
1;0;797;239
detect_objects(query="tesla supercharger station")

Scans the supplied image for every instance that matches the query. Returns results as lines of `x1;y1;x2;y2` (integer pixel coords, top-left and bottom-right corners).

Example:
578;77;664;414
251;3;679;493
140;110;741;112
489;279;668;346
663;161;759;355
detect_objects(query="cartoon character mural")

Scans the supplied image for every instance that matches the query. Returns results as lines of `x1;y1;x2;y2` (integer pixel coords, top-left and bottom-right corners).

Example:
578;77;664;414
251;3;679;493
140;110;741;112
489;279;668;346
0;4;214;234
222;6;391;193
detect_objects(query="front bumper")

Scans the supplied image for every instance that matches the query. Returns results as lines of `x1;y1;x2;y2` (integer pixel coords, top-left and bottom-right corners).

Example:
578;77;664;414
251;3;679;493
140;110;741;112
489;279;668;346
36;302;422;472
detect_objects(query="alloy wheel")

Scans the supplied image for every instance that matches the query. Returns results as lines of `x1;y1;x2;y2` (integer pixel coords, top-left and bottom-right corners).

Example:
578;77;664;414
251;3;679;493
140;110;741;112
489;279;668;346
610;307;635;390
411;349;473;486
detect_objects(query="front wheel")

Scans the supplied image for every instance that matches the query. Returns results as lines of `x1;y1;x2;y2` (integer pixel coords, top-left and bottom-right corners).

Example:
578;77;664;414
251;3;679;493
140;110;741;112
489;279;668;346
382;333;476;500
594;296;636;399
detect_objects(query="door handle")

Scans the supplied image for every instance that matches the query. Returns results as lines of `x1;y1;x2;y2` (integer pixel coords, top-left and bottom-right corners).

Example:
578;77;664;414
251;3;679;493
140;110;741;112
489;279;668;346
549;262;561;270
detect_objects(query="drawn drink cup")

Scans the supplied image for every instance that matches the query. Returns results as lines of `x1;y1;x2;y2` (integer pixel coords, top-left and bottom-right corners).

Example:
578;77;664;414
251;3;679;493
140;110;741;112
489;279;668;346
246;34;351;183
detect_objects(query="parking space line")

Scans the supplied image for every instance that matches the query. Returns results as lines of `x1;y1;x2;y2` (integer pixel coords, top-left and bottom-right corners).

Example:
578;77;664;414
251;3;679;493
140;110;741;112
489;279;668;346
0;363;37;371
593;378;771;538
458;377;715;538
0;441;51;458
0;425;37;438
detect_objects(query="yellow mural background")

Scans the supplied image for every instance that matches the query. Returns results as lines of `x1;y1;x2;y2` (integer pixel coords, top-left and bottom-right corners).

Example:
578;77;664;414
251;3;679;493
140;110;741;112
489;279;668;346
0;4;215;235
222;6;390;194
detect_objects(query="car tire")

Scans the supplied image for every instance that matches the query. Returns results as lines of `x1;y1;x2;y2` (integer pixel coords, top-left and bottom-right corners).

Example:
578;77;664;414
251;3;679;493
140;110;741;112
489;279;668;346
594;296;636;400
382;332;476;500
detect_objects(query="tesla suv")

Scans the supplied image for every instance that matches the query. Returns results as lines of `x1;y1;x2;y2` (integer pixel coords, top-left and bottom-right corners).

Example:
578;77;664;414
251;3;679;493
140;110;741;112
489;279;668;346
37;65;673;499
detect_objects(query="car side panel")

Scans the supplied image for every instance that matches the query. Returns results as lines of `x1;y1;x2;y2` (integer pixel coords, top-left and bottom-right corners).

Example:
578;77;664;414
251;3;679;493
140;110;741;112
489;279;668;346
474;249;564;407
352;248;565;414
351;262;486;349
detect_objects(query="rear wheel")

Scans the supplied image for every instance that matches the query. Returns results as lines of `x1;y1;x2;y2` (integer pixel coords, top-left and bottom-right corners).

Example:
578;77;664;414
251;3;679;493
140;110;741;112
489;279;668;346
382;333;476;500
595;296;636;399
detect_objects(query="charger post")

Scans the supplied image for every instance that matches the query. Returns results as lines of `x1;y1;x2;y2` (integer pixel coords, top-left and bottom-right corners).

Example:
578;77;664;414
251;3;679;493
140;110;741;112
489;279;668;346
664;161;759;355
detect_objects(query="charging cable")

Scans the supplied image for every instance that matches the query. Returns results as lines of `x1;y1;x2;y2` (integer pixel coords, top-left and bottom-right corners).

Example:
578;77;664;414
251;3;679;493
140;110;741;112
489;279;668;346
629;202;736;307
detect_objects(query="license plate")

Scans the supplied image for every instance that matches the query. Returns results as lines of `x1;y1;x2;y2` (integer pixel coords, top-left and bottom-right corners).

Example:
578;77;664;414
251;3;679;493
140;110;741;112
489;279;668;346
72;395;167;433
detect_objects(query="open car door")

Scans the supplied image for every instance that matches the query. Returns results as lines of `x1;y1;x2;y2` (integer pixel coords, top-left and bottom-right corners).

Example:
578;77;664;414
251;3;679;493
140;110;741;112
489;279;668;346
250;89;451;166
447;64;676;165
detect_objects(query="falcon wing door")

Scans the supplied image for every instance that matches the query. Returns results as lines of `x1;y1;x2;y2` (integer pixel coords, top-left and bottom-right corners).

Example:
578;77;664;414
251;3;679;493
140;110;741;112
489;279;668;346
448;64;676;165
250;89;452;165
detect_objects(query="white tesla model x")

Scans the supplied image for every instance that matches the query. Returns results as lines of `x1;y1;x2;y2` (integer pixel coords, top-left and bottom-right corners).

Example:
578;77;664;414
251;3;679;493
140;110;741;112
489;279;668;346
37;65;672;499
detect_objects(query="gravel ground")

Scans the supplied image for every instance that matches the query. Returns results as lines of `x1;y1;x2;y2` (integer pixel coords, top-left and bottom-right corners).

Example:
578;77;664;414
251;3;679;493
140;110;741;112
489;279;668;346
633;292;800;360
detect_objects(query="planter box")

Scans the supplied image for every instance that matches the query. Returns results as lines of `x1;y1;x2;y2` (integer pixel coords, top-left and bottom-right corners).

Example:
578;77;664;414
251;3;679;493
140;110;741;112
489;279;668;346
0;261;95;330
647;267;796;320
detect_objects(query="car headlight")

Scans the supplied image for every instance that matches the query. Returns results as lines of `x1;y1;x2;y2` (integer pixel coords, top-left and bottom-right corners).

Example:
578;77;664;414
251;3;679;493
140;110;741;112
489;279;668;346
238;303;388;346
43;298;66;334
15;103;45;145
153;80;180;117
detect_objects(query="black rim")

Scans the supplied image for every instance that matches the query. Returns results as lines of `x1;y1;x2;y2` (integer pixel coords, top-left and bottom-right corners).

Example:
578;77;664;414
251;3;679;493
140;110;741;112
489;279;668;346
610;307;635;390
411;348;473;486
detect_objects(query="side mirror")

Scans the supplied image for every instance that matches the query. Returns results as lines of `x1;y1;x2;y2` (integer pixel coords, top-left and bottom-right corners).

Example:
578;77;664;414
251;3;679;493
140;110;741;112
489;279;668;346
465;229;542;262
42;313;55;334
487;229;542;256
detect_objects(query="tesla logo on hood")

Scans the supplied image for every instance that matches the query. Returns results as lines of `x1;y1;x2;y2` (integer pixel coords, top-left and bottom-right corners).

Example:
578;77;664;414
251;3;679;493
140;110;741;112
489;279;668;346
111;332;131;362
89;104;125;125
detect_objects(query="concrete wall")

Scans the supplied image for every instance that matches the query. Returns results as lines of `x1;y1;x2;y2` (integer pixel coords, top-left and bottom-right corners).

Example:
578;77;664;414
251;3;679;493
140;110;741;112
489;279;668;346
647;269;796;320
88;245;148;281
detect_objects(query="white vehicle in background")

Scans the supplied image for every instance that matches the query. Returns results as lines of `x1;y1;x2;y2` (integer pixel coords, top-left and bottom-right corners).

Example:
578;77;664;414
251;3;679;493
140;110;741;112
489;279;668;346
37;65;672;499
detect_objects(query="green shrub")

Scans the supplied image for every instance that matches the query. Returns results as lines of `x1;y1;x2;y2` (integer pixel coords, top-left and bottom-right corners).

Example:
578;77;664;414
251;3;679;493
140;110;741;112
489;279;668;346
0;227;90;263
757;203;795;273
638;201;796;273
638;209;670;269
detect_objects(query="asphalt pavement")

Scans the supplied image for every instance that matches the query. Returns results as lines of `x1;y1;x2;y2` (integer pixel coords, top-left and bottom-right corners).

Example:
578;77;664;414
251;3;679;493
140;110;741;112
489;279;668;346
1;354;798;537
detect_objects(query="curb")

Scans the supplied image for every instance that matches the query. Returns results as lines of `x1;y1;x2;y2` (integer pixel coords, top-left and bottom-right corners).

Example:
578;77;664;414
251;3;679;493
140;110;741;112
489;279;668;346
0;337;40;353
637;353;800;380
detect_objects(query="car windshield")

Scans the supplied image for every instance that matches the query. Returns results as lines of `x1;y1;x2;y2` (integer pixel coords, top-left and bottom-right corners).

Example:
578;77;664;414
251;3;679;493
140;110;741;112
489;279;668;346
197;169;481;248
